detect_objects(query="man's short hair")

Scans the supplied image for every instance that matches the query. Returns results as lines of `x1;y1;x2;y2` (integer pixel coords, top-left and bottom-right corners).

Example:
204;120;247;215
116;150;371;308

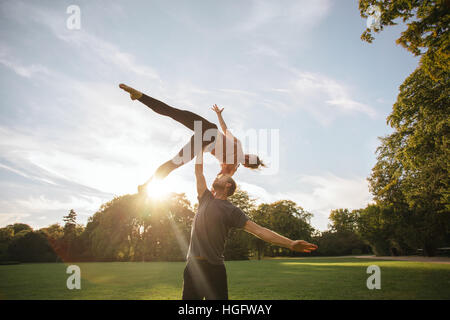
226;176;237;197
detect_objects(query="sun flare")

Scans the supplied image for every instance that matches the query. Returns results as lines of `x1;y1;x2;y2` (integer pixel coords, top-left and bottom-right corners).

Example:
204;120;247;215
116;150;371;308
145;179;175;200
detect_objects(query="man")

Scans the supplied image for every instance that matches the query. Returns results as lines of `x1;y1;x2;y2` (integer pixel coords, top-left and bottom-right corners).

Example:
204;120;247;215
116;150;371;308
182;150;318;300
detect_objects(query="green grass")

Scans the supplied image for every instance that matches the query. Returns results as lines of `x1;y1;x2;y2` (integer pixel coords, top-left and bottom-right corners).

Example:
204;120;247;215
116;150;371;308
1;257;449;299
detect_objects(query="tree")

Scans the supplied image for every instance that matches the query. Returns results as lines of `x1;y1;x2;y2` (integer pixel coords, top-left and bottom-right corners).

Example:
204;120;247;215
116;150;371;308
83;192;194;262
62;209;79;261
317;208;370;256
7;230;57;262
224;188;256;261
40;224;65;262
359;0;450;81
313;230;368;256
63;210;77;230
368;67;449;255
253;200;315;258
0;226;15;261
356;204;418;256
328;209;359;233
8;223;32;234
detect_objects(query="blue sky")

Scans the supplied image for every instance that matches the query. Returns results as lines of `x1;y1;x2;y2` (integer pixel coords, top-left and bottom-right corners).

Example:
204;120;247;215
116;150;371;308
0;0;419;231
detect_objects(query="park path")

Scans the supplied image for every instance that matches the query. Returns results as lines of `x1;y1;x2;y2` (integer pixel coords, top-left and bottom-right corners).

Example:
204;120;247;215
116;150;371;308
355;255;450;264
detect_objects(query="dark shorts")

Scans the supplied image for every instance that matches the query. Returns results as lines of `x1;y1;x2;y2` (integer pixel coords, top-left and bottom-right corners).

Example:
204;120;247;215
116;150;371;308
182;259;228;300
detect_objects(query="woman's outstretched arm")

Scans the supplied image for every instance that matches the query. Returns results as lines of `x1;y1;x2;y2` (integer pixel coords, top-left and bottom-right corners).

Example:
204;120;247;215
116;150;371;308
212;104;231;136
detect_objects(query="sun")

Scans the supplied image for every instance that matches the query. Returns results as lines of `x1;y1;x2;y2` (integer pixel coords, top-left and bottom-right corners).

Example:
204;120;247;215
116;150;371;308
145;178;174;200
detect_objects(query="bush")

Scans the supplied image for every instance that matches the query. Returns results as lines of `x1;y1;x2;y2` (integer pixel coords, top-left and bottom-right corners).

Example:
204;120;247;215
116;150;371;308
224;230;250;261
314;231;369;256
8;231;57;262
0;261;20;265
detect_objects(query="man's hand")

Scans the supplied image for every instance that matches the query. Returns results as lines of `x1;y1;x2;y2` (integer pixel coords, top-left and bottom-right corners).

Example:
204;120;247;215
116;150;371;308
289;240;318;253
244;221;319;253
119;83;142;100
211;104;224;114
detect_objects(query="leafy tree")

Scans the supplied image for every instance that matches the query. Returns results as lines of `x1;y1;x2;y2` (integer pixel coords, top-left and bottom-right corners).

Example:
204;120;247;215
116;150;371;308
8;223;32;235
63;210;77;232
0;226;15;261
253;200;315;258
40;224;65;262
62;209;80;261
359;0;450;81
368;67;449;255
313;230;368;256
356;204;418;256
328;209;359;233
224;188;256;261
7;230;57;262
316;208;370;256
83;192;194;262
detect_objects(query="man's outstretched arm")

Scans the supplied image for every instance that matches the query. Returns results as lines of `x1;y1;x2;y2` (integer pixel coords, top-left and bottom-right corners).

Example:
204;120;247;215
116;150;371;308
195;150;207;197
243;220;318;253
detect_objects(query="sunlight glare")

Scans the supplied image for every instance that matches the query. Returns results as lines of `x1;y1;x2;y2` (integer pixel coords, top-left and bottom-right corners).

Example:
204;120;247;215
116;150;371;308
145;179;173;200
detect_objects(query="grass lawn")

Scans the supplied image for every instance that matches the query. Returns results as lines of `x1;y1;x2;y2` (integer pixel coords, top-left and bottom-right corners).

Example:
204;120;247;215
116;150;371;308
1;257;449;300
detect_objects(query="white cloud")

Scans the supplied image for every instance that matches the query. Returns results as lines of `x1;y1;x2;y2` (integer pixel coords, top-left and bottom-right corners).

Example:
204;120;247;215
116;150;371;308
239;173;372;231
239;182;279;204
239;0;331;32
13;195;103;214
0;163;57;186
0;213;31;226
2;2;161;82
0;48;50;78
278;70;377;125
0;59;49;78
246;44;282;58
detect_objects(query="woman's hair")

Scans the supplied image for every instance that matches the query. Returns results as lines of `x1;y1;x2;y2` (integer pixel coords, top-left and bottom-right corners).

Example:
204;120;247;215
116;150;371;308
243;154;265;169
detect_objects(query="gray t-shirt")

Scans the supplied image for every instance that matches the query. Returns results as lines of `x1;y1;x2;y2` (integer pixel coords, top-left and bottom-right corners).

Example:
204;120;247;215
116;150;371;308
187;189;249;265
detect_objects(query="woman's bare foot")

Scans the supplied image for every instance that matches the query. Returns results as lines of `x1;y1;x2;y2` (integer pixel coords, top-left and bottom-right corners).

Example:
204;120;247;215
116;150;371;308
137;176;153;194
119;83;143;100
137;183;147;194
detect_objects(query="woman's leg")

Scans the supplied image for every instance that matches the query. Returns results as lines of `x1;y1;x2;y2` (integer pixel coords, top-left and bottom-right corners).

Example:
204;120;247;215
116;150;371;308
139;94;217;132
119;84;216;132
153;132;216;179
120;84;218;187
153;159;183;180
137;132;215;192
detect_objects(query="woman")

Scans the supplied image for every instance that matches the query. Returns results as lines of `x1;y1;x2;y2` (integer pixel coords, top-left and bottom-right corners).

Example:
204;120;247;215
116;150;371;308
119;84;264;190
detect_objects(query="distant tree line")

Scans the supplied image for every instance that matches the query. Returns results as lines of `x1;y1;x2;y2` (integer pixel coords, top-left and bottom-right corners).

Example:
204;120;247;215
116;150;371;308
0;179;448;263
0;188;375;263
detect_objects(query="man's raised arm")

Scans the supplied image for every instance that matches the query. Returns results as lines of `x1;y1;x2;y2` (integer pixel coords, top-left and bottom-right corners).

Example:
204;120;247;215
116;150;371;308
195;150;207;198
243;220;318;253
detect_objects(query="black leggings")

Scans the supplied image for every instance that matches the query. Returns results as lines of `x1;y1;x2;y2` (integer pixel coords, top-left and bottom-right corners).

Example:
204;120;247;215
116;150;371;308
138;94;218;178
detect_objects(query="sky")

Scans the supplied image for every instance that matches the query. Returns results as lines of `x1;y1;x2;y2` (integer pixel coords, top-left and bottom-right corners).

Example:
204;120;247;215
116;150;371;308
0;0;419;231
